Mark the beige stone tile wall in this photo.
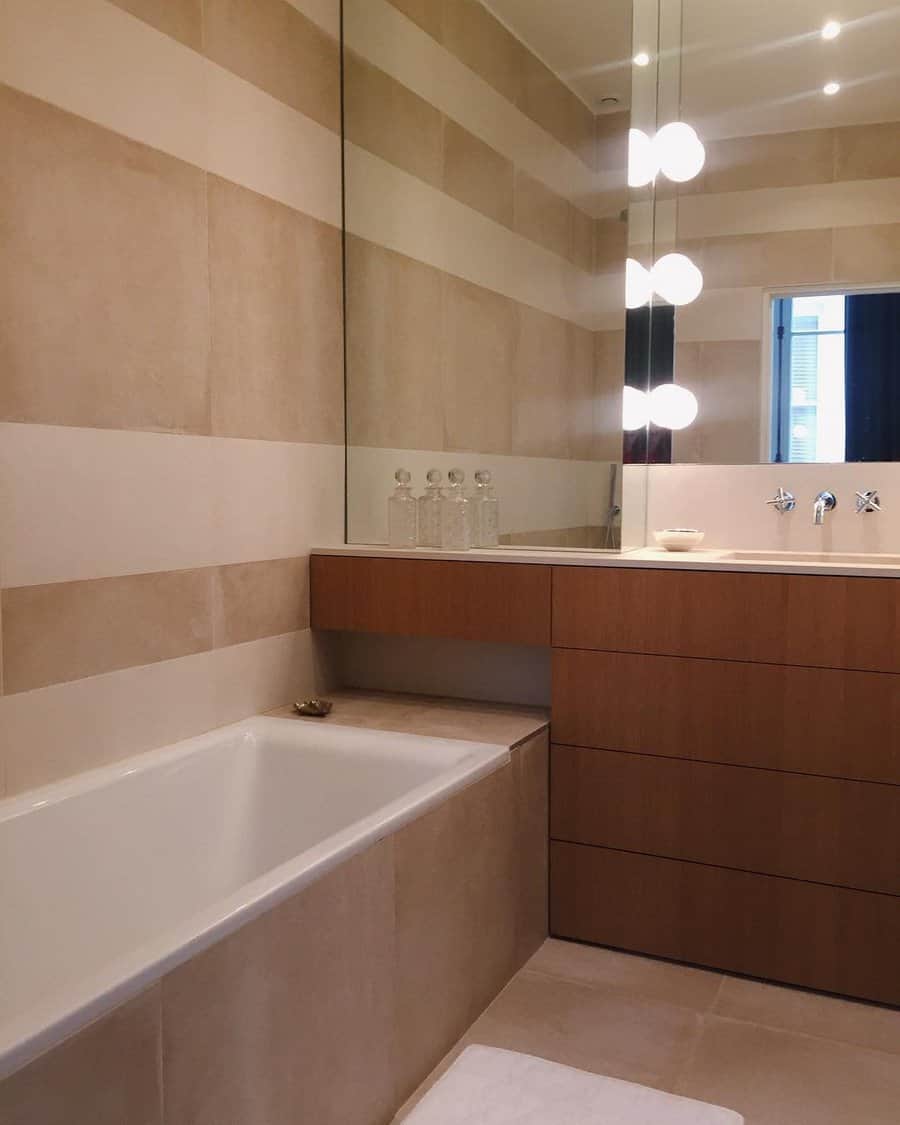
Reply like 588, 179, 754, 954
343, 0, 629, 472
0, 0, 345, 795
0, 733, 549, 1123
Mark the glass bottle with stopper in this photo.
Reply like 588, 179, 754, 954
388, 468, 417, 548
440, 468, 471, 550
417, 468, 444, 547
472, 469, 499, 546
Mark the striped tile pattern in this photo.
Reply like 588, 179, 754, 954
669, 122, 900, 464
0, 0, 345, 796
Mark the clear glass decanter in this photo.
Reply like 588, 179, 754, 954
440, 468, 472, 550
472, 469, 499, 546
417, 468, 444, 547
388, 468, 418, 548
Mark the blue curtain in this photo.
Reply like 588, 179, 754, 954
845, 293, 900, 461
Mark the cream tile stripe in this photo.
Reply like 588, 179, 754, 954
346, 144, 617, 331
0, 425, 345, 588
1, 631, 317, 795
677, 177, 900, 241
0, 0, 609, 330
342, 0, 608, 218
0, 0, 342, 227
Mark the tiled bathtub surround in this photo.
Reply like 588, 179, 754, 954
0, 0, 345, 795
0, 702, 550, 1125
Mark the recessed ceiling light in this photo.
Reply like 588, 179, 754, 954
633, 51, 651, 67
823, 81, 841, 95
822, 20, 842, 40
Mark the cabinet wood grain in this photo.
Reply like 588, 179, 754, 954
310, 555, 551, 646
550, 842, 900, 1006
552, 566, 900, 672
550, 745, 900, 894
552, 648, 900, 785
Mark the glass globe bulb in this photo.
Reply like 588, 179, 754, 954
625, 258, 653, 309
628, 128, 658, 187
651, 253, 704, 306
622, 386, 650, 431
649, 384, 699, 430
655, 122, 706, 183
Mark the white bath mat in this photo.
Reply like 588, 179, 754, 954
403, 1046, 743, 1124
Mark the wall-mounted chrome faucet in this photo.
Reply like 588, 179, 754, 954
855, 490, 881, 514
813, 490, 837, 526
766, 487, 796, 514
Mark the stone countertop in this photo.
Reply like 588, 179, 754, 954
312, 543, 900, 579
268, 690, 548, 749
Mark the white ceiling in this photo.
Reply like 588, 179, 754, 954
483, 0, 634, 111
483, 0, 900, 136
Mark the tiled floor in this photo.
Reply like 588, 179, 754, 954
395, 939, 900, 1124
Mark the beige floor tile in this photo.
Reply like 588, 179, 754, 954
458, 970, 704, 1090
0, 988, 162, 1125
677, 1015, 900, 1125
204, 0, 340, 133
526, 940, 724, 1014
208, 177, 344, 445
714, 975, 900, 1058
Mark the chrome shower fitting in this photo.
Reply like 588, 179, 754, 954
765, 487, 796, 514
855, 490, 881, 514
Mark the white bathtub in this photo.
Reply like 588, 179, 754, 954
0, 717, 509, 1079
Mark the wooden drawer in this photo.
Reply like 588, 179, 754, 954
552, 649, 900, 785
552, 566, 900, 672
550, 842, 900, 1006
310, 555, 551, 646
551, 745, 900, 895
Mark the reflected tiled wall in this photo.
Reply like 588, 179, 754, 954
670, 120, 900, 464
0, 0, 345, 795
343, 0, 629, 543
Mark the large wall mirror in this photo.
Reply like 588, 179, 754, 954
647, 0, 900, 467
341, 0, 650, 548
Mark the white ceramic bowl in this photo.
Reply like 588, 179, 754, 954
653, 528, 705, 552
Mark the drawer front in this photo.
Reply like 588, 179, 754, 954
552, 649, 900, 785
310, 556, 551, 646
552, 566, 900, 673
550, 842, 900, 1006
550, 745, 900, 895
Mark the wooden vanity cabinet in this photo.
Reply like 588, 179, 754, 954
310, 555, 551, 646
310, 555, 900, 1004
550, 565, 900, 1006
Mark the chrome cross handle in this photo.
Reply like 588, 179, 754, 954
856, 490, 881, 514
766, 487, 796, 514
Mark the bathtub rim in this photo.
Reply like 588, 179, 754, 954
0, 715, 511, 1081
